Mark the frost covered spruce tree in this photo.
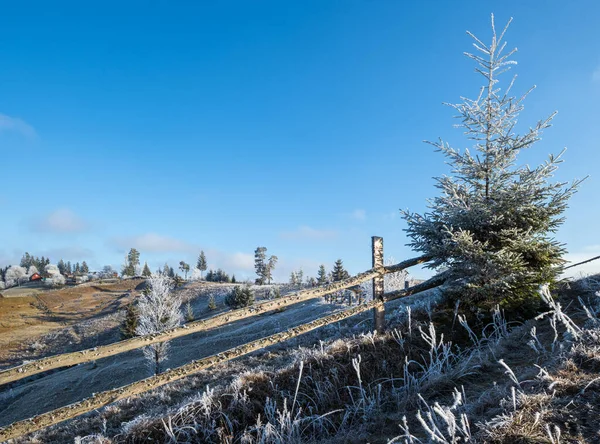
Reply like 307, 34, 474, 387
136, 273, 182, 375
402, 16, 583, 310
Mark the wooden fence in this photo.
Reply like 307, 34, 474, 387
0, 237, 441, 441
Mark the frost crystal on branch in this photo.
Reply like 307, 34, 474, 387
136, 273, 182, 374
401, 15, 583, 309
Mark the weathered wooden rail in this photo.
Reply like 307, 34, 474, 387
0, 237, 440, 441
0, 253, 430, 386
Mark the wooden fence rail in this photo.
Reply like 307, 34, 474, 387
0, 275, 444, 442
0, 237, 440, 441
0, 253, 431, 387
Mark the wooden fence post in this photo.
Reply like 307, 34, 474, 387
372, 236, 385, 332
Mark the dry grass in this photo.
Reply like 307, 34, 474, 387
5, 276, 600, 443
0, 280, 145, 368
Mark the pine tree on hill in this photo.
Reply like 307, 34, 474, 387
401, 16, 583, 310
317, 265, 328, 285
81, 261, 89, 274
196, 251, 207, 279
142, 262, 152, 277
254, 247, 267, 285
121, 302, 139, 339
57, 259, 66, 276
332, 259, 349, 282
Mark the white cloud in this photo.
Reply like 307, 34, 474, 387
207, 250, 255, 272
279, 225, 338, 241
111, 233, 195, 253
350, 209, 366, 221
31, 208, 89, 233
0, 113, 37, 139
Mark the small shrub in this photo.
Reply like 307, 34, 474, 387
225, 285, 255, 308
121, 302, 139, 339
268, 286, 281, 299
185, 301, 194, 322
207, 294, 217, 310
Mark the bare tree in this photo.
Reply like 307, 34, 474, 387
136, 273, 183, 375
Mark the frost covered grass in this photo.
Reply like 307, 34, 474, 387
7, 274, 600, 443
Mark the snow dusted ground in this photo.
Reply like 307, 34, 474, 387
0, 282, 349, 426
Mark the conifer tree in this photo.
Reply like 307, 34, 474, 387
142, 262, 152, 277
121, 302, 139, 339
207, 294, 217, 310
57, 259, 66, 276
185, 301, 194, 322
317, 265, 328, 285
264, 255, 278, 285
225, 285, 255, 308
402, 16, 583, 309
196, 251, 207, 279
254, 247, 267, 285
332, 259, 349, 282
81, 261, 89, 274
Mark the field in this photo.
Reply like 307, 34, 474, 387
0, 276, 599, 443
0, 279, 143, 368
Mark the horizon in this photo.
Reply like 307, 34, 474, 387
1, 1, 599, 281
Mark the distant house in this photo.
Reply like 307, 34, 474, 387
30, 273, 42, 282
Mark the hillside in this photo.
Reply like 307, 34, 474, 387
1, 275, 598, 443
0, 279, 147, 369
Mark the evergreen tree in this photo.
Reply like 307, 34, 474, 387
332, 259, 349, 282
20, 252, 33, 269
185, 301, 194, 322
81, 261, 89, 274
163, 263, 170, 276
74, 262, 81, 274
142, 262, 152, 277
57, 259, 66, 276
122, 248, 140, 277
66, 261, 72, 275
121, 302, 139, 339
254, 247, 267, 285
196, 251, 207, 279
225, 285, 255, 308
264, 255, 278, 285
317, 265, 327, 285
231, 274, 236, 283
168, 267, 175, 278
402, 16, 582, 310
207, 294, 217, 310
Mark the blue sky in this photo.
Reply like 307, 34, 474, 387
1, 0, 599, 280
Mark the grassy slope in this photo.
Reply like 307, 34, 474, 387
3, 277, 600, 443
